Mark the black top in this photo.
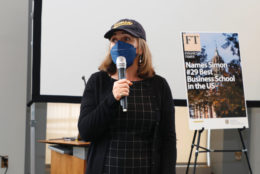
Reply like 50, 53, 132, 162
78, 71, 176, 174
102, 80, 157, 174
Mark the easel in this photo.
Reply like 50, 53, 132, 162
186, 127, 253, 174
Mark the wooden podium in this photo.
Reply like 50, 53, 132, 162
39, 139, 90, 174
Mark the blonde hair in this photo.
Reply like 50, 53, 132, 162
98, 38, 155, 79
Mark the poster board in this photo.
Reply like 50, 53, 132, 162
182, 32, 248, 130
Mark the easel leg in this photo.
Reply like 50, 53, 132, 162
186, 130, 198, 174
193, 128, 204, 174
238, 128, 253, 174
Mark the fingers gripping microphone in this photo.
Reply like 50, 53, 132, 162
116, 56, 128, 112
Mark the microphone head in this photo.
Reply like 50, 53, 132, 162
116, 56, 126, 69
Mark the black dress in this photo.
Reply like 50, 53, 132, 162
78, 71, 176, 174
102, 80, 158, 174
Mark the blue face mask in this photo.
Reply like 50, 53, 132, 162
110, 40, 137, 68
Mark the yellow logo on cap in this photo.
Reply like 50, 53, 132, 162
113, 21, 133, 29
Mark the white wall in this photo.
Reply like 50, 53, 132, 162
249, 108, 260, 173
0, 0, 28, 173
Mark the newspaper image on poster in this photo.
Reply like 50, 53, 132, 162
182, 32, 248, 130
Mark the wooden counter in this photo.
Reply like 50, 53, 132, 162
40, 139, 90, 174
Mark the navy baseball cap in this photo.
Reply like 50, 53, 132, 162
104, 19, 146, 41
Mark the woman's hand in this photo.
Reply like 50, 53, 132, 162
112, 79, 133, 101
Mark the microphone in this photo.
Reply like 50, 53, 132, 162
82, 76, 87, 87
116, 56, 127, 112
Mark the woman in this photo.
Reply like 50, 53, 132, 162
78, 19, 176, 174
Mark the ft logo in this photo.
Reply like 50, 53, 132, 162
182, 33, 201, 51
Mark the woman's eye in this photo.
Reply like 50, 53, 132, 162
111, 38, 118, 43
124, 37, 130, 41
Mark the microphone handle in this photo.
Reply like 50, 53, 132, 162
120, 96, 128, 112
118, 68, 127, 112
